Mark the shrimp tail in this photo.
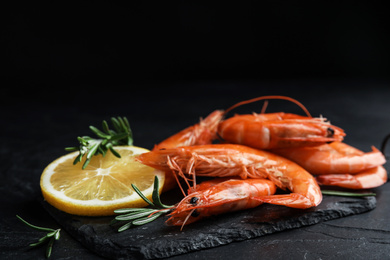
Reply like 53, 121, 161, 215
253, 177, 322, 209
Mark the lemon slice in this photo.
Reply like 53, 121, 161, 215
40, 146, 164, 216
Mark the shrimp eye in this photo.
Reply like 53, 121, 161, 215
191, 209, 200, 217
190, 197, 199, 205
327, 127, 335, 137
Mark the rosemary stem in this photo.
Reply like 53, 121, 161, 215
16, 215, 55, 232
321, 190, 376, 197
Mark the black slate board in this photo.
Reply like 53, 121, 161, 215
41, 191, 376, 260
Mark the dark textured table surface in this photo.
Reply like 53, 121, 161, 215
1, 81, 390, 259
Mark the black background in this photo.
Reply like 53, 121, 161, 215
2, 1, 390, 260
3, 1, 389, 102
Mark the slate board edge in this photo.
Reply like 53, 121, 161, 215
140, 196, 377, 259
41, 196, 376, 260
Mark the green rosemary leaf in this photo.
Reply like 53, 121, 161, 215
123, 118, 133, 146
117, 222, 132, 232
117, 117, 129, 136
82, 158, 91, 170
109, 147, 121, 158
81, 142, 100, 169
65, 147, 78, 152
132, 211, 166, 226
115, 210, 153, 221
123, 117, 131, 130
86, 142, 100, 159
114, 208, 151, 214
46, 238, 55, 258
111, 132, 131, 143
77, 136, 89, 146
90, 126, 110, 139
73, 153, 82, 165
103, 140, 111, 148
38, 236, 49, 242
111, 117, 120, 133
102, 120, 110, 134
131, 184, 155, 207
46, 231, 57, 238
322, 190, 376, 197
54, 230, 60, 240
29, 237, 49, 247
110, 117, 121, 133
115, 208, 155, 216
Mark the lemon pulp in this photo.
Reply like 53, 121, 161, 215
40, 146, 164, 216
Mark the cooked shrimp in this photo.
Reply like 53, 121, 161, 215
153, 110, 224, 191
316, 166, 387, 189
153, 110, 223, 150
218, 96, 345, 149
167, 178, 277, 227
136, 144, 322, 209
272, 142, 386, 175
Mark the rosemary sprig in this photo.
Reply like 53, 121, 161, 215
66, 116, 133, 169
112, 176, 173, 232
321, 190, 376, 197
16, 215, 61, 258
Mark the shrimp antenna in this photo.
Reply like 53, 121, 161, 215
224, 95, 312, 117
261, 100, 269, 114
167, 155, 190, 197
380, 133, 390, 157
172, 170, 187, 197
180, 208, 196, 231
